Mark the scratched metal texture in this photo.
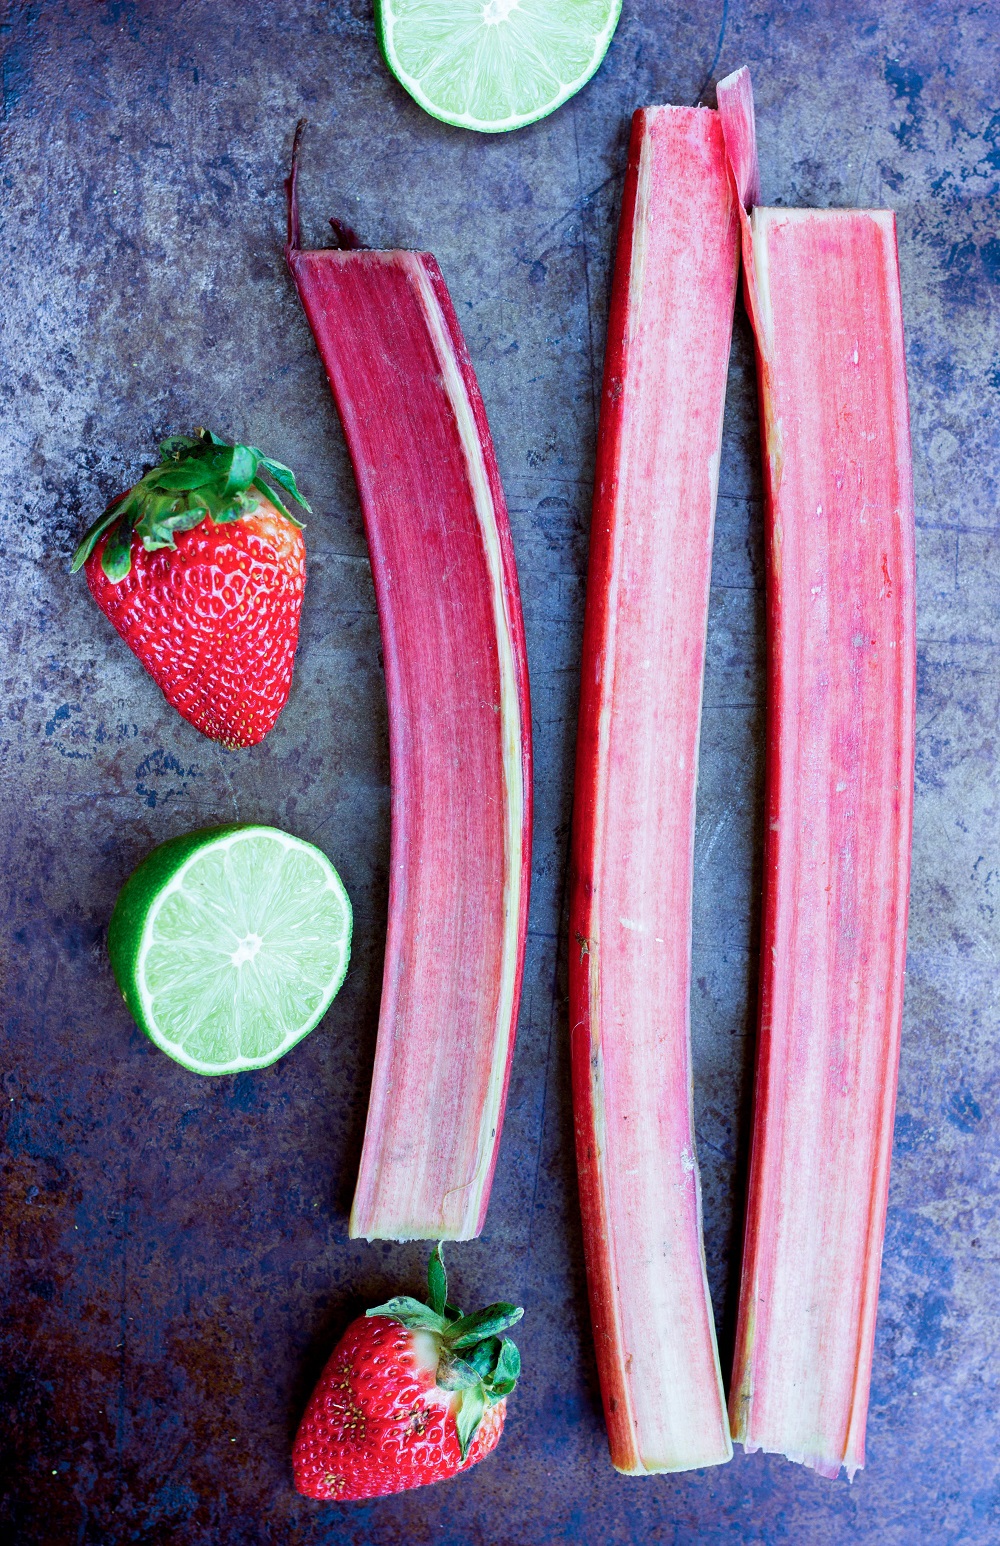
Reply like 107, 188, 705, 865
1, 1, 997, 1541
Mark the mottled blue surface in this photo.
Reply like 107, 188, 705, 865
2, 1, 999, 1541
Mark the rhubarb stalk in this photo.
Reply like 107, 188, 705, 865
718, 69, 916, 1478
286, 128, 531, 1241
569, 103, 739, 1472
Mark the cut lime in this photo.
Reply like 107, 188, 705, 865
108, 825, 352, 1075
376, 0, 622, 134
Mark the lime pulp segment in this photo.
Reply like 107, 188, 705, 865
126, 827, 351, 1074
377, 0, 622, 133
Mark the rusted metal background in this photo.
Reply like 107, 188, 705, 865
2, 1, 998, 1541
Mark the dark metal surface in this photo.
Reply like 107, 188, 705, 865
1, 2, 997, 1541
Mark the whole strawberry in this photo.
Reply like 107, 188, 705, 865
293, 1246, 522, 1502
71, 429, 310, 748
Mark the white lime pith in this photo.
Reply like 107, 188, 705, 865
377, 0, 622, 134
116, 826, 351, 1075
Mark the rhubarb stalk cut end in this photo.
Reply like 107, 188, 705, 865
719, 74, 916, 1481
569, 100, 740, 1474
716, 66, 760, 209
286, 153, 531, 1243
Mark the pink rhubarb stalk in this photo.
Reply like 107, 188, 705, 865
286, 129, 531, 1241
718, 68, 916, 1478
568, 102, 740, 1472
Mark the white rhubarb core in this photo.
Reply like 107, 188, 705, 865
408, 259, 526, 1236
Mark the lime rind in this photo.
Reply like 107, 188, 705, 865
376, 0, 622, 134
110, 825, 352, 1076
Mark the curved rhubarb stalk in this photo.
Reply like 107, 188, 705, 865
286, 130, 531, 1241
569, 104, 739, 1472
718, 69, 916, 1478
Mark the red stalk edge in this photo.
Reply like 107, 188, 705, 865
718, 69, 916, 1477
286, 128, 532, 1241
568, 103, 740, 1472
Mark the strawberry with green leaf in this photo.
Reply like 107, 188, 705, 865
72, 428, 310, 748
293, 1245, 522, 1501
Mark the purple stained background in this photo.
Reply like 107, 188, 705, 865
1, 1, 998, 1541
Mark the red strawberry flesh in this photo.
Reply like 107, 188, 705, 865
293, 1316, 506, 1502
85, 498, 305, 749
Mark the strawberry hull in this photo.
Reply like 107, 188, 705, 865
287, 243, 531, 1241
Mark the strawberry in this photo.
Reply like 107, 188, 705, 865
293, 1245, 522, 1502
71, 429, 310, 748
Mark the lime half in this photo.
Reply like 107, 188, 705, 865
377, 0, 622, 134
108, 825, 352, 1075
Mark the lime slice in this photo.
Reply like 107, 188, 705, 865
376, 0, 622, 134
108, 825, 352, 1075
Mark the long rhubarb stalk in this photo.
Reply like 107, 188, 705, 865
568, 103, 739, 1472
285, 130, 531, 1241
718, 69, 916, 1478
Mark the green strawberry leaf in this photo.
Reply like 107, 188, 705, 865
427, 1243, 448, 1318
437, 1354, 482, 1393
137, 497, 213, 551
102, 518, 136, 580
70, 494, 135, 572
447, 1303, 524, 1349
466, 1334, 520, 1403
223, 442, 259, 495
492, 1337, 521, 1387
481, 1339, 520, 1405
252, 476, 304, 528
455, 1382, 487, 1463
366, 1296, 449, 1335
257, 452, 312, 513
159, 435, 199, 457
207, 489, 259, 525
153, 460, 221, 492
464, 1336, 502, 1380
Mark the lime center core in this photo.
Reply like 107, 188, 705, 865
231, 932, 263, 968
482, 0, 518, 23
